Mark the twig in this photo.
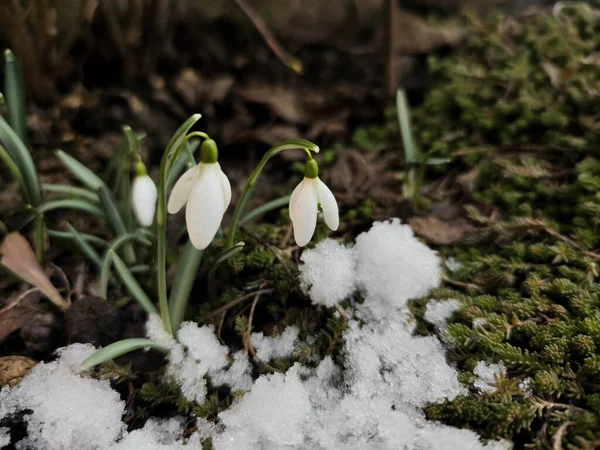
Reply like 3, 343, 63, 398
246, 288, 280, 373
384, 0, 397, 98
442, 275, 482, 293
334, 304, 348, 323
233, 0, 303, 73
204, 288, 274, 320
552, 421, 575, 450
533, 219, 600, 260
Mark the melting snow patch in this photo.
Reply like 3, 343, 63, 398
425, 299, 462, 333
251, 325, 299, 361
299, 238, 356, 306
0, 219, 511, 450
474, 361, 507, 393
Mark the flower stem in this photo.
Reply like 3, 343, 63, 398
225, 139, 319, 249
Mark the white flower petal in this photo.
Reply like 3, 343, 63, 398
289, 179, 318, 247
168, 165, 199, 214
289, 178, 309, 223
217, 163, 232, 208
314, 178, 339, 231
131, 175, 157, 227
185, 165, 225, 250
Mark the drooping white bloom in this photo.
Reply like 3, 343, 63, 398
168, 162, 231, 250
131, 174, 157, 227
289, 169, 338, 247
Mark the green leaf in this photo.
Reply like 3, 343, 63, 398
47, 228, 109, 247
64, 223, 103, 268
169, 241, 203, 333
157, 114, 202, 335
240, 195, 291, 225
80, 338, 168, 371
396, 89, 419, 164
98, 185, 135, 263
4, 49, 28, 147
0, 143, 25, 195
55, 149, 104, 191
167, 139, 200, 193
109, 250, 158, 315
0, 115, 41, 206
99, 232, 151, 298
35, 198, 107, 219
42, 184, 100, 203
208, 242, 245, 302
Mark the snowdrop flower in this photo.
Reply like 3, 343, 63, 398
168, 139, 231, 250
131, 162, 157, 227
289, 159, 339, 247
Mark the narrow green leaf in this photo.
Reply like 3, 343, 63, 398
36, 198, 107, 219
42, 184, 100, 203
99, 232, 151, 298
98, 185, 135, 263
55, 149, 104, 191
47, 228, 109, 247
240, 195, 291, 225
169, 241, 203, 333
0, 115, 40, 205
157, 114, 202, 335
0, 143, 25, 195
4, 49, 28, 147
80, 338, 168, 371
396, 89, 418, 164
122, 125, 139, 154
64, 223, 103, 268
110, 250, 158, 315
208, 242, 244, 302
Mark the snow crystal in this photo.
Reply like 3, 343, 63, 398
214, 365, 312, 450
474, 361, 506, 393
425, 299, 462, 333
0, 344, 126, 450
0, 427, 10, 447
445, 257, 463, 272
251, 325, 299, 361
210, 351, 254, 393
113, 417, 204, 450
355, 219, 442, 309
299, 239, 356, 306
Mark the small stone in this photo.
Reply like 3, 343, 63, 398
0, 356, 37, 387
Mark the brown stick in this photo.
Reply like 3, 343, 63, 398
233, 0, 303, 73
246, 289, 280, 373
384, 0, 397, 98
204, 288, 274, 320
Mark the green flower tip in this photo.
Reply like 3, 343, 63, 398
4, 49, 15, 62
134, 160, 147, 176
200, 139, 219, 164
304, 159, 319, 179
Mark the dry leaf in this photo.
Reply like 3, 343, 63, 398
408, 215, 476, 245
0, 233, 69, 311
0, 289, 44, 343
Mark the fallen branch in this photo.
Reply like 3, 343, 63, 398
233, 0, 303, 74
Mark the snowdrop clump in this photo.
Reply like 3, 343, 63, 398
0, 219, 511, 450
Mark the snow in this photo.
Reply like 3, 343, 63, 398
0, 427, 10, 447
354, 219, 442, 308
299, 239, 356, 306
425, 299, 462, 333
0, 344, 126, 450
473, 361, 506, 393
251, 325, 299, 361
0, 219, 511, 450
